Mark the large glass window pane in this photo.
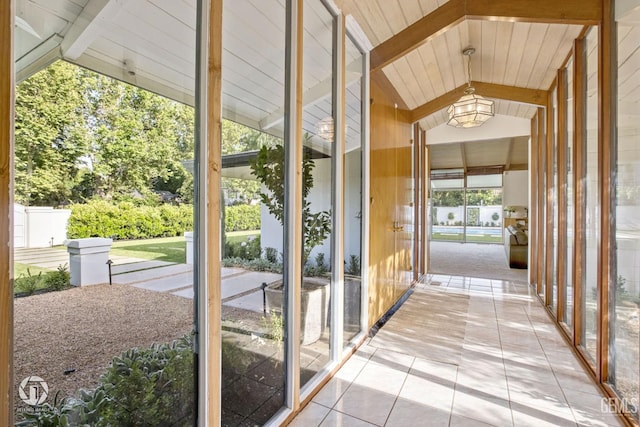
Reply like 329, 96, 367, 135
551, 86, 559, 314
565, 57, 575, 330
582, 27, 599, 361
221, 2, 286, 424
300, 0, 334, 387
612, 1, 640, 417
432, 187, 464, 242
465, 188, 503, 244
14, 2, 197, 424
344, 35, 364, 345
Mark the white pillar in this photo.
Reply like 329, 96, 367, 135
185, 231, 194, 265
66, 238, 113, 286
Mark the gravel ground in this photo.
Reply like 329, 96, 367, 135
14, 284, 193, 412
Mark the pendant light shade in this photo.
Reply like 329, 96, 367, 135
447, 47, 494, 128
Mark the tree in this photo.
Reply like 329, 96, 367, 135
15, 61, 195, 205
14, 61, 89, 206
249, 136, 331, 263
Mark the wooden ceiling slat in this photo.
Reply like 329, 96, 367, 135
480, 21, 497, 83
492, 22, 513, 84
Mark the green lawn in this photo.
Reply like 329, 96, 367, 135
432, 233, 502, 244
15, 263, 53, 277
110, 236, 187, 264
109, 231, 261, 263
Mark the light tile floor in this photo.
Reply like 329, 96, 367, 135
289, 275, 625, 427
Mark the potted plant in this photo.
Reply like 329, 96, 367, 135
250, 135, 332, 344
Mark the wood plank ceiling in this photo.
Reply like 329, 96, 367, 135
344, 0, 585, 131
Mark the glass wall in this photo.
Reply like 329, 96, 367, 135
565, 57, 575, 330
13, 2, 197, 425
299, 0, 335, 387
582, 27, 599, 361
612, 0, 640, 417
431, 172, 465, 243
344, 35, 364, 345
465, 175, 503, 244
431, 171, 502, 244
551, 86, 559, 314
221, 2, 286, 424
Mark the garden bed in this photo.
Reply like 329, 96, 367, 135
13, 284, 193, 413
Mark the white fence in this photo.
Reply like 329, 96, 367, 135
13, 204, 71, 248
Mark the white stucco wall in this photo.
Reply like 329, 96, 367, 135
503, 170, 529, 209
260, 153, 363, 267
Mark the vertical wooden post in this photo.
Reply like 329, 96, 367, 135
0, 0, 14, 424
420, 129, 428, 276
413, 123, 420, 282
598, 0, 616, 383
545, 88, 555, 308
557, 68, 568, 323
529, 114, 538, 286
284, 0, 304, 410
573, 36, 587, 347
202, 0, 223, 424
536, 107, 546, 296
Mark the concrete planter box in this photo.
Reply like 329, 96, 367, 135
265, 277, 329, 345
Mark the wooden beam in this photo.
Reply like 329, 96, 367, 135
370, 0, 466, 73
0, 0, 13, 425
465, 0, 602, 25
370, 0, 601, 74
410, 81, 548, 122
473, 82, 549, 106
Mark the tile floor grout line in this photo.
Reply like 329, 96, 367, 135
381, 356, 414, 427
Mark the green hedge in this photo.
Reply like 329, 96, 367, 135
67, 201, 194, 240
224, 204, 260, 232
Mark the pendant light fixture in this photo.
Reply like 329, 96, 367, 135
447, 47, 495, 128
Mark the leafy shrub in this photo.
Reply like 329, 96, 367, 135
491, 212, 500, 221
224, 204, 260, 232
346, 255, 361, 275
67, 200, 193, 240
225, 236, 261, 260
14, 269, 46, 295
222, 256, 282, 273
44, 264, 70, 291
18, 335, 194, 427
264, 247, 279, 263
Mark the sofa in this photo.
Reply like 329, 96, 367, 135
504, 224, 528, 269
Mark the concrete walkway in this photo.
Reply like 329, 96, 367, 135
16, 246, 283, 314
15, 246, 149, 270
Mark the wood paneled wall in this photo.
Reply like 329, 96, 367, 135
368, 79, 413, 327
1, 0, 13, 423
